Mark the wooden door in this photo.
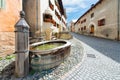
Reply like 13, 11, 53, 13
90, 25, 94, 34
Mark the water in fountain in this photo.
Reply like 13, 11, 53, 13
33, 43, 64, 50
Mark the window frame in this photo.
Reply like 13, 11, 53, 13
98, 18, 105, 26
91, 13, 94, 18
0, 0, 6, 9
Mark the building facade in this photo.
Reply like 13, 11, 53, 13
74, 0, 120, 40
0, 0, 66, 56
0, 0, 22, 56
69, 20, 76, 32
23, 0, 67, 40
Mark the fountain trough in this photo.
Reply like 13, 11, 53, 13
30, 40, 71, 71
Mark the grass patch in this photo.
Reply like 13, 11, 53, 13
0, 57, 2, 61
6, 54, 15, 60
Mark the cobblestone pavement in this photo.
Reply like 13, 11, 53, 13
0, 38, 84, 80
62, 33, 120, 80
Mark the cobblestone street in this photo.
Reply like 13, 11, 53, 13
0, 33, 120, 80
62, 33, 120, 80
1, 0, 120, 80
0, 37, 84, 80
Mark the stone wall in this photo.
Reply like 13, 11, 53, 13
0, 32, 15, 57
55, 32, 73, 40
23, 0, 39, 37
74, 0, 119, 40
0, 0, 22, 57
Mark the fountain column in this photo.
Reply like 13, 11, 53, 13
14, 11, 30, 77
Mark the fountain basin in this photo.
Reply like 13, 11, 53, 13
30, 40, 71, 71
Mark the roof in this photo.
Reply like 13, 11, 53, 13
74, 0, 103, 25
58, 0, 66, 15
58, 0, 64, 14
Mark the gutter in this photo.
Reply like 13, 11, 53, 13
22, 0, 23, 10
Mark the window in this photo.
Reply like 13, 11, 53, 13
54, 0, 58, 6
57, 24, 59, 28
49, 0, 54, 10
43, 14, 52, 22
84, 26, 86, 30
81, 21, 83, 24
81, 19, 86, 24
55, 10, 61, 20
84, 19, 86, 22
43, 14, 56, 25
78, 28, 80, 31
43, 14, 52, 20
98, 18, 105, 26
91, 13, 94, 18
0, 0, 6, 9
81, 27, 83, 31
63, 27, 65, 31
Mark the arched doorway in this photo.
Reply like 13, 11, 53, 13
90, 25, 94, 34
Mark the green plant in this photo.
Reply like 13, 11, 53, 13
30, 70, 36, 75
6, 54, 15, 60
0, 57, 2, 61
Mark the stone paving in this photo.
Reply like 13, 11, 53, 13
62, 33, 120, 80
0, 37, 84, 80
1, 33, 120, 80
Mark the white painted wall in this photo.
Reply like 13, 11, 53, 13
74, 0, 118, 40
38, 0, 67, 32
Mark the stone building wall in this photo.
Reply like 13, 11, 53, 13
23, 0, 40, 37
0, 0, 22, 57
23, 0, 67, 40
75, 0, 119, 40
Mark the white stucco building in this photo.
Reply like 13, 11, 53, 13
69, 20, 76, 32
74, 0, 120, 40
23, 0, 67, 40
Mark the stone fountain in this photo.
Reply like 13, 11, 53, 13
15, 11, 71, 77
30, 40, 71, 71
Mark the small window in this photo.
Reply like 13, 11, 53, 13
81, 27, 83, 31
49, 0, 54, 10
0, 0, 6, 9
57, 24, 59, 28
91, 13, 94, 18
83, 19, 86, 22
81, 21, 83, 24
43, 14, 52, 22
55, 10, 61, 20
54, 0, 58, 6
63, 27, 65, 31
43, 14, 52, 20
98, 18, 105, 26
84, 26, 86, 30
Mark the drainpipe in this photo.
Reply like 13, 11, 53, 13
36, 0, 38, 31
22, 0, 23, 10
117, 0, 120, 40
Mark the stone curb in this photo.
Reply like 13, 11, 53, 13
60, 37, 86, 80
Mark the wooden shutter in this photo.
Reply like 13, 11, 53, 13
0, 0, 2, 8
0, 0, 6, 9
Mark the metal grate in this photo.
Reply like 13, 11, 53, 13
87, 54, 96, 58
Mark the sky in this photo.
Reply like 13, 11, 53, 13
62, 0, 99, 23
